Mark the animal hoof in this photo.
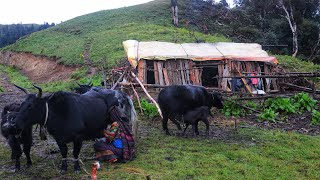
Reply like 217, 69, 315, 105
74, 166, 81, 172
74, 169, 81, 174
59, 169, 67, 174
14, 168, 20, 172
26, 163, 32, 168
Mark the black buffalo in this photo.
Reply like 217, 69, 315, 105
73, 81, 93, 94
183, 106, 210, 136
158, 85, 223, 135
1, 103, 33, 171
73, 84, 137, 137
11, 85, 135, 173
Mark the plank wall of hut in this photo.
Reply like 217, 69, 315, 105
137, 59, 278, 93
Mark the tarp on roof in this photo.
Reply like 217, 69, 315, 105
123, 40, 278, 68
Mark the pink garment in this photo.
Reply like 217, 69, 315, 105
251, 73, 258, 85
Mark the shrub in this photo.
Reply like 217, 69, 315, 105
311, 110, 320, 125
259, 108, 278, 122
291, 92, 317, 112
139, 98, 159, 118
264, 97, 296, 114
222, 100, 244, 117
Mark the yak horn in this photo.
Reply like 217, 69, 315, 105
13, 84, 29, 94
33, 84, 43, 98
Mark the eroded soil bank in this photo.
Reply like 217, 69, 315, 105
0, 51, 77, 83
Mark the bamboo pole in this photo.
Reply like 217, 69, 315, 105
131, 71, 163, 118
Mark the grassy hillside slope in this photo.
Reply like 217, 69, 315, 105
1, 0, 228, 66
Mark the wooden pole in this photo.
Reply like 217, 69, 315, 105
131, 71, 163, 118
281, 83, 320, 94
111, 68, 128, 90
224, 99, 262, 114
313, 79, 316, 99
102, 66, 107, 89
218, 73, 320, 79
130, 83, 144, 114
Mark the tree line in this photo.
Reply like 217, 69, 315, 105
0, 22, 55, 48
183, 0, 320, 63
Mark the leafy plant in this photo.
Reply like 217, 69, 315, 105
0, 86, 4, 92
139, 98, 159, 118
264, 97, 296, 114
259, 108, 279, 122
291, 92, 317, 112
222, 100, 245, 117
245, 101, 258, 114
311, 110, 320, 125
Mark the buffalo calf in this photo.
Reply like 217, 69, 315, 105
183, 106, 210, 136
158, 85, 223, 135
1, 103, 32, 171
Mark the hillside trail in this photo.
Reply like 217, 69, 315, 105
0, 72, 27, 113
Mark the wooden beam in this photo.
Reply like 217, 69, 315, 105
131, 71, 163, 118
281, 83, 320, 94
234, 65, 252, 94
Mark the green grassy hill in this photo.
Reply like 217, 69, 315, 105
1, 0, 228, 66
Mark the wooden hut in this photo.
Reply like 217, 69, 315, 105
123, 40, 279, 93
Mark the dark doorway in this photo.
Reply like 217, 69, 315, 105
201, 66, 218, 87
146, 61, 155, 84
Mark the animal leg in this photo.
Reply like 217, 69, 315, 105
73, 141, 83, 173
57, 141, 68, 174
194, 121, 200, 135
162, 114, 171, 135
172, 115, 182, 131
8, 136, 22, 171
203, 118, 210, 136
192, 124, 197, 136
22, 128, 33, 167
183, 123, 190, 135
23, 142, 32, 167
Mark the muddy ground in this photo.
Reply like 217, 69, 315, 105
1, 70, 320, 175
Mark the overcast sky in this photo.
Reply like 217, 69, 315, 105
1, 0, 234, 25
0, 0, 153, 24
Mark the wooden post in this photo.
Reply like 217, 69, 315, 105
313, 78, 316, 99
154, 61, 159, 85
157, 61, 165, 86
234, 64, 252, 94
131, 71, 163, 118
179, 60, 186, 84
137, 60, 147, 83
163, 68, 170, 85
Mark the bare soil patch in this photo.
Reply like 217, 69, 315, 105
0, 51, 78, 83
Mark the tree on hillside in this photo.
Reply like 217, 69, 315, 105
171, 0, 179, 26
278, 0, 299, 57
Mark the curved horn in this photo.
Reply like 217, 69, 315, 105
76, 82, 82, 86
33, 84, 43, 98
13, 84, 29, 94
